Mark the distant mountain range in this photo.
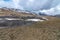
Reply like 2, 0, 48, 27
53, 14, 60, 17
0, 7, 60, 17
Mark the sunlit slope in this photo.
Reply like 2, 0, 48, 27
0, 8, 35, 17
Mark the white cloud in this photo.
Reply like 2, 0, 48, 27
12, 0, 24, 10
12, 0, 20, 7
0, 0, 60, 15
0, 0, 24, 10
0, 0, 56, 10
40, 4, 60, 15
28, 0, 34, 2
0, 0, 13, 8
26, 0, 34, 7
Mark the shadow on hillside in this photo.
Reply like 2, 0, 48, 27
0, 20, 34, 27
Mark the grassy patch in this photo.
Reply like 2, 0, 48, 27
0, 17, 60, 40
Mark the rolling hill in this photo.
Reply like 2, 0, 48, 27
0, 7, 36, 17
0, 16, 59, 40
0, 7, 60, 40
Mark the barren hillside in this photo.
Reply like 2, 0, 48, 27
0, 8, 35, 17
0, 17, 60, 40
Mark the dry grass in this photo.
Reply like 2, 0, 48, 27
0, 9, 35, 17
0, 17, 60, 40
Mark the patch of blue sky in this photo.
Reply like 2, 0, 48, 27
3, 0, 11, 2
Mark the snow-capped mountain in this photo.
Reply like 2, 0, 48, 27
0, 7, 60, 17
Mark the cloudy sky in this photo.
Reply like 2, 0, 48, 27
0, 0, 60, 15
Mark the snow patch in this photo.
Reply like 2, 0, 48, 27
25, 19, 44, 22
